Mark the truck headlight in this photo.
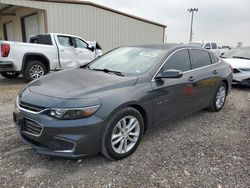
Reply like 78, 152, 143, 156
48, 105, 101, 120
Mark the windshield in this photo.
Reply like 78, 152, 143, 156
89, 47, 167, 76
189, 42, 204, 48
221, 47, 250, 59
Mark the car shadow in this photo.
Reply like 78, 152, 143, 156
0, 76, 27, 86
232, 85, 250, 91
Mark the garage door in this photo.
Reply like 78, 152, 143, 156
22, 14, 40, 42
3, 22, 14, 41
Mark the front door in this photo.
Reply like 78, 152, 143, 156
56, 35, 76, 68
74, 37, 96, 66
151, 49, 194, 126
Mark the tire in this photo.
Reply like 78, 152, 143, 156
101, 107, 144, 160
0, 72, 19, 79
209, 83, 227, 112
24, 60, 46, 82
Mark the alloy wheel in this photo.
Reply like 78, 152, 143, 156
215, 86, 226, 109
30, 64, 45, 80
111, 116, 140, 154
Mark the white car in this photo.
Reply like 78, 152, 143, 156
222, 47, 250, 86
189, 41, 228, 57
0, 33, 102, 81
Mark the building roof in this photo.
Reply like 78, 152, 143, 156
35, 0, 166, 28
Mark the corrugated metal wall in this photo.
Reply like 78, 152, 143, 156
0, 0, 165, 52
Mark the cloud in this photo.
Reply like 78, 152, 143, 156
91, 0, 250, 46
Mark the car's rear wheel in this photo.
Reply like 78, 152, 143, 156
101, 107, 144, 160
24, 61, 46, 82
0, 72, 19, 79
209, 83, 227, 112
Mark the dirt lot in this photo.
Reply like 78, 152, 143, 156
0, 75, 249, 188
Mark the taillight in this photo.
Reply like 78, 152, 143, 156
1, 43, 10, 57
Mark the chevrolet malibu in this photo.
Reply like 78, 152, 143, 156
13, 44, 232, 160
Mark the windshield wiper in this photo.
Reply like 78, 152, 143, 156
232, 56, 250, 60
91, 68, 124, 77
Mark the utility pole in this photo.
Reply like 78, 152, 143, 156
188, 8, 198, 43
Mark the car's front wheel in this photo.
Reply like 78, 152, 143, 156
101, 107, 144, 160
209, 83, 227, 112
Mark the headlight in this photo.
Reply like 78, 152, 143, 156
48, 105, 101, 120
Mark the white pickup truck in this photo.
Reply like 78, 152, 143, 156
189, 41, 229, 57
0, 33, 102, 81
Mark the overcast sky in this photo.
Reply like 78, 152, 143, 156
91, 0, 250, 47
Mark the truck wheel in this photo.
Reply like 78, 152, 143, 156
0, 72, 19, 79
24, 61, 46, 82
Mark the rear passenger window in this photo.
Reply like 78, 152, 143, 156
189, 49, 212, 69
210, 54, 219, 64
58, 36, 73, 47
163, 49, 191, 72
30, 35, 52, 45
211, 43, 217, 49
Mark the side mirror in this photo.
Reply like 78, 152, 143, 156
205, 46, 211, 50
156, 69, 183, 79
88, 44, 95, 52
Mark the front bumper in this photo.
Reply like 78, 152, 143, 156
0, 61, 16, 72
232, 78, 250, 86
232, 73, 250, 86
13, 110, 105, 158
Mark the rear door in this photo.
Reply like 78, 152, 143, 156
74, 37, 96, 66
56, 35, 76, 68
188, 49, 217, 109
151, 49, 193, 126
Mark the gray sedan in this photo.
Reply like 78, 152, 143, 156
13, 44, 233, 160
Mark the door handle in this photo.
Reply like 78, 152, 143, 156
188, 76, 195, 82
213, 70, 218, 74
60, 49, 65, 52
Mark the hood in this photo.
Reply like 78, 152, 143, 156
28, 69, 137, 99
223, 58, 250, 69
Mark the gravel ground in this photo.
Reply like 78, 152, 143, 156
0, 75, 249, 188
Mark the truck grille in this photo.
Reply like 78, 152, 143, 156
19, 101, 46, 112
23, 119, 43, 136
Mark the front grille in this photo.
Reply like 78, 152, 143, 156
19, 101, 46, 112
23, 119, 43, 136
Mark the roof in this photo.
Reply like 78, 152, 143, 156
34, 0, 166, 28
133, 43, 179, 50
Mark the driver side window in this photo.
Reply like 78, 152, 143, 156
75, 38, 88, 49
162, 49, 191, 72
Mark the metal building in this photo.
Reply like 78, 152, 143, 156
0, 0, 166, 52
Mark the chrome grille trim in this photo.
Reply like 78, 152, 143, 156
16, 96, 49, 114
